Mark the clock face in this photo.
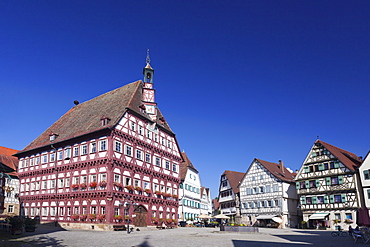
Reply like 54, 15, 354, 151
146, 105, 156, 114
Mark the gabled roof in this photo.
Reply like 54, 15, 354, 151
255, 158, 295, 183
200, 186, 210, 197
221, 170, 245, 194
0, 146, 18, 176
180, 152, 198, 181
315, 140, 362, 171
17, 80, 173, 154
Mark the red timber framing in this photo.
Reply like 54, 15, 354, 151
15, 59, 183, 229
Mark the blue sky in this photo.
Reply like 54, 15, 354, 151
1, 1, 369, 198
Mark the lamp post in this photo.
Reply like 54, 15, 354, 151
126, 201, 131, 234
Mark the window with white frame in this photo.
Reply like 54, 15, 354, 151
100, 173, 107, 182
65, 178, 70, 187
136, 149, 142, 160
147, 131, 152, 139
273, 184, 279, 192
172, 164, 177, 172
42, 154, 48, 164
51, 207, 56, 216
50, 153, 55, 162
114, 174, 120, 183
42, 207, 48, 216
73, 177, 79, 184
100, 140, 107, 151
90, 174, 97, 182
165, 160, 170, 170
115, 141, 122, 153
154, 134, 158, 142
155, 157, 161, 166
58, 150, 63, 160
81, 176, 87, 183
91, 142, 97, 153
64, 147, 71, 159
139, 126, 143, 135
67, 207, 71, 216
125, 145, 132, 156
35, 156, 40, 165
50, 179, 55, 189
58, 179, 64, 188
91, 206, 97, 214
81, 144, 87, 155
73, 146, 79, 156
265, 185, 271, 193
134, 179, 140, 187
131, 122, 136, 131
43, 180, 47, 189
8, 205, 14, 213
145, 153, 151, 163
125, 177, 131, 186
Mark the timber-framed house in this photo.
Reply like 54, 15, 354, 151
15, 55, 183, 230
218, 170, 245, 219
239, 159, 298, 228
294, 140, 362, 230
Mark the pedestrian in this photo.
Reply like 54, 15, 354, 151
349, 225, 353, 236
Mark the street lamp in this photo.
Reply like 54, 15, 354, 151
124, 199, 136, 234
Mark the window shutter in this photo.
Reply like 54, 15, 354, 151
330, 195, 334, 203
296, 182, 300, 190
334, 161, 340, 168
338, 176, 343, 184
277, 199, 281, 207
324, 196, 329, 204
316, 180, 320, 187
304, 166, 309, 173
341, 194, 346, 202
312, 196, 317, 204
305, 181, 309, 188
318, 163, 324, 171
301, 197, 307, 205
326, 177, 331, 186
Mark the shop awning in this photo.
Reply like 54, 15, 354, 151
309, 213, 329, 220
256, 215, 277, 220
272, 217, 283, 223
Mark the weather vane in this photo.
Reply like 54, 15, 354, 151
146, 49, 150, 65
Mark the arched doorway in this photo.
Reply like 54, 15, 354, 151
134, 205, 148, 227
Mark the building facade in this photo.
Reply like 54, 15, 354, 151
199, 187, 212, 216
0, 146, 20, 217
218, 170, 245, 220
294, 140, 362, 230
178, 152, 209, 222
357, 151, 370, 225
15, 57, 182, 229
239, 158, 298, 228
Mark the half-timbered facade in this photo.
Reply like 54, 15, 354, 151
15, 57, 182, 230
218, 170, 245, 219
358, 151, 370, 223
295, 140, 362, 230
0, 146, 20, 217
239, 159, 298, 228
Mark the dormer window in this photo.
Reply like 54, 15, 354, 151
101, 116, 111, 126
49, 132, 58, 142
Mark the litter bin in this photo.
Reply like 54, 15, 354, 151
179, 221, 186, 227
220, 224, 225, 231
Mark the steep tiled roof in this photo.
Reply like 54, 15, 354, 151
180, 152, 198, 181
315, 140, 362, 171
0, 146, 18, 176
18, 80, 173, 154
222, 170, 245, 194
255, 158, 295, 183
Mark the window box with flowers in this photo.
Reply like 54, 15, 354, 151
80, 183, 87, 189
80, 214, 88, 221
71, 184, 79, 190
152, 217, 158, 224
172, 194, 178, 199
163, 193, 172, 198
114, 182, 123, 190
125, 185, 134, 192
114, 215, 123, 222
124, 215, 131, 223
135, 186, 143, 192
155, 191, 162, 197
89, 181, 97, 188
99, 181, 107, 187
144, 188, 152, 195
88, 214, 96, 221
71, 214, 80, 221
333, 219, 341, 225
166, 218, 173, 225
97, 214, 106, 222
344, 219, 353, 224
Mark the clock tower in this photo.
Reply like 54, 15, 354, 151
142, 49, 157, 120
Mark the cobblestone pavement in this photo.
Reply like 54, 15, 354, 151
0, 225, 366, 247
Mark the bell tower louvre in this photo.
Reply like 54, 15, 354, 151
15, 53, 183, 230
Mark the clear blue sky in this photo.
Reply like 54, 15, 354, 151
1, 1, 369, 198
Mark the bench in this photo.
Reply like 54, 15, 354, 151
113, 225, 126, 231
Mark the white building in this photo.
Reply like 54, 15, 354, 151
178, 152, 210, 222
357, 151, 370, 225
239, 158, 298, 228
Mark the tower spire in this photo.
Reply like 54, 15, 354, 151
146, 49, 151, 66
143, 49, 154, 83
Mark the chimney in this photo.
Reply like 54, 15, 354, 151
279, 160, 285, 173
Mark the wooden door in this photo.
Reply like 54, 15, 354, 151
134, 205, 147, 227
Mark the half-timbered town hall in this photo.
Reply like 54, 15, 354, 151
15, 55, 182, 230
